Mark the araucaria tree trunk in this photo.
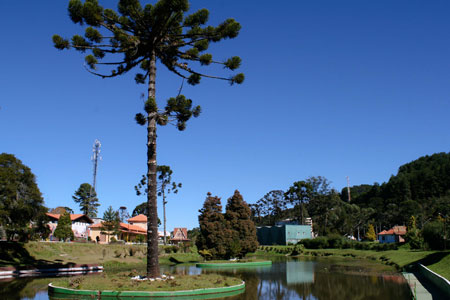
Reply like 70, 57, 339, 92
163, 192, 167, 245
146, 52, 160, 277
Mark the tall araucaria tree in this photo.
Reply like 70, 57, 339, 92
53, 0, 244, 277
72, 183, 100, 218
135, 166, 181, 245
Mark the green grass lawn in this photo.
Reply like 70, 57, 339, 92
0, 242, 201, 269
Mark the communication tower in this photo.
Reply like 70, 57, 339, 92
91, 139, 102, 193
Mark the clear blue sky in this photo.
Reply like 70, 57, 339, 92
1, 1, 450, 231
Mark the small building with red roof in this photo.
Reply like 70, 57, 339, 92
88, 222, 147, 243
127, 214, 147, 230
127, 214, 170, 243
377, 225, 407, 244
170, 228, 190, 245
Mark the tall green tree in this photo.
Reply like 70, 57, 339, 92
252, 190, 287, 226
135, 165, 181, 245
53, 0, 243, 277
53, 212, 75, 241
224, 190, 258, 258
285, 181, 313, 224
307, 191, 341, 236
72, 183, 100, 218
196, 193, 229, 260
0, 153, 48, 241
101, 205, 121, 243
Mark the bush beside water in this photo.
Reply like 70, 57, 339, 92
258, 235, 399, 252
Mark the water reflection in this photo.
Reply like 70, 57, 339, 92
162, 258, 410, 300
1, 257, 410, 300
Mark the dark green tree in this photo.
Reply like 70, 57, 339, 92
0, 153, 48, 241
53, 0, 243, 277
187, 227, 200, 244
422, 219, 445, 250
132, 202, 147, 217
135, 165, 181, 245
224, 190, 258, 258
307, 191, 341, 236
101, 205, 120, 243
131, 202, 161, 225
285, 181, 313, 224
72, 183, 100, 218
253, 190, 287, 226
197, 193, 229, 259
53, 212, 74, 241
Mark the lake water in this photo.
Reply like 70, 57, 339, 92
0, 257, 411, 299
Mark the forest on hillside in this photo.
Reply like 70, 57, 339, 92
250, 152, 450, 239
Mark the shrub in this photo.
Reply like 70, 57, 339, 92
405, 228, 423, 249
198, 249, 212, 261
291, 244, 305, 256
129, 247, 138, 256
135, 235, 145, 243
327, 234, 345, 248
114, 249, 122, 258
423, 220, 445, 250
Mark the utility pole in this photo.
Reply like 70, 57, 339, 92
346, 176, 351, 202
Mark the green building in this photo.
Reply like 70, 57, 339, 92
257, 224, 312, 245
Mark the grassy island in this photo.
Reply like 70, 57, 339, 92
51, 273, 242, 292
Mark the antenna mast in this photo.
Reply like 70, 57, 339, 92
91, 139, 102, 192
346, 176, 351, 202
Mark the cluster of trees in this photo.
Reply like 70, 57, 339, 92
249, 152, 450, 248
250, 176, 372, 239
342, 152, 450, 229
0, 151, 125, 243
0, 153, 49, 241
196, 190, 258, 259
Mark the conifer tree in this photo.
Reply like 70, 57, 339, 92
101, 205, 121, 243
224, 190, 258, 258
54, 212, 75, 241
135, 165, 181, 245
197, 193, 229, 259
53, 0, 243, 277
72, 183, 100, 218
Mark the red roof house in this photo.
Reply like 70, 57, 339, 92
127, 214, 147, 230
170, 228, 189, 244
377, 226, 407, 244
89, 222, 147, 243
